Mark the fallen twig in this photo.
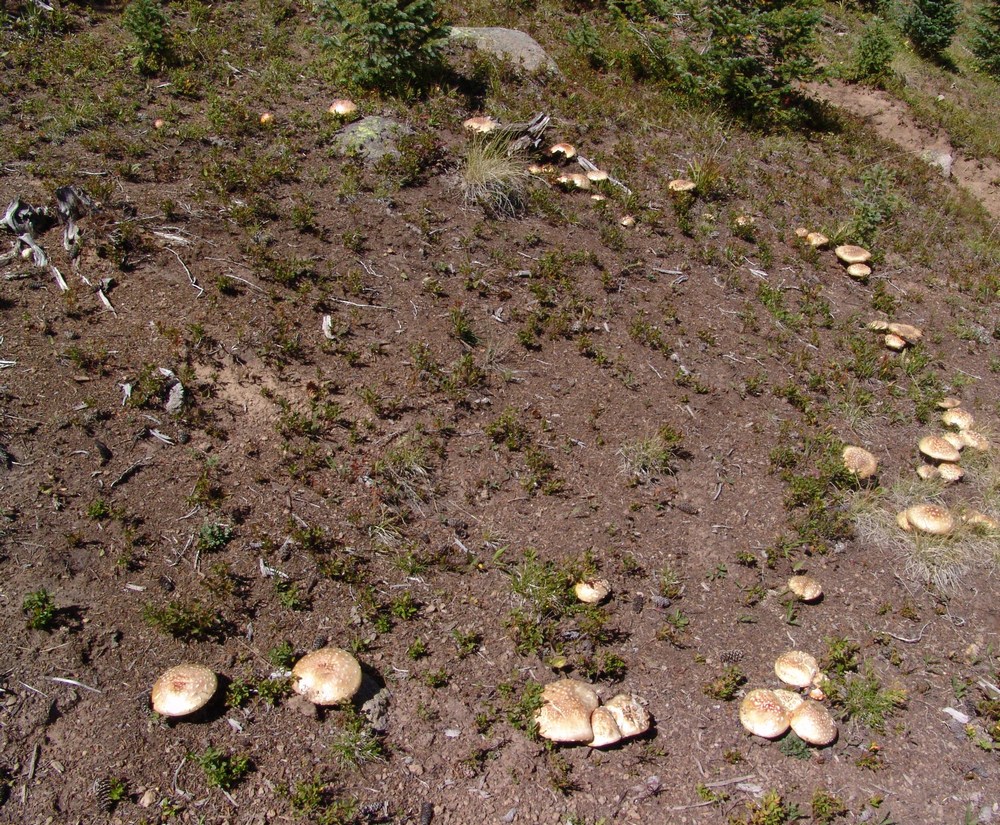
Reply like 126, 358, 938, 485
167, 247, 202, 297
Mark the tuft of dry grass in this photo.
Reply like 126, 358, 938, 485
459, 135, 529, 218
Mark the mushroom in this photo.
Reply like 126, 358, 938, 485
549, 142, 576, 160
259, 112, 274, 126
557, 173, 591, 190
574, 579, 612, 605
794, 227, 810, 239
668, 178, 696, 194
886, 322, 922, 344
937, 397, 962, 410
774, 650, 820, 689
896, 510, 912, 531
620, 215, 636, 227
588, 707, 623, 748
153, 118, 166, 130
904, 503, 954, 536
789, 700, 837, 746
884, 333, 907, 351
962, 509, 1000, 531
867, 319, 890, 332
535, 679, 600, 743
846, 263, 871, 281
328, 99, 358, 117
528, 163, 553, 176
586, 169, 609, 183
941, 408, 974, 431
842, 446, 878, 479
787, 575, 822, 602
937, 462, 965, 483
772, 689, 805, 714
942, 432, 966, 451
916, 464, 940, 481
919, 435, 961, 464
591, 194, 607, 203
291, 647, 362, 706
151, 664, 218, 718
806, 231, 829, 248
463, 116, 499, 134
834, 245, 871, 265
959, 431, 990, 451
739, 689, 791, 738
603, 694, 651, 739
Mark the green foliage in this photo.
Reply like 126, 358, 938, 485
811, 789, 849, 823
827, 666, 907, 732
196, 522, 233, 553
727, 790, 801, 824
619, 425, 685, 483
192, 747, 251, 790
329, 708, 386, 766
904, 0, 959, 59
703, 665, 747, 700
143, 600, 221, 642
849, 18, 895, 85
848, 164, 901, 247
822, 636, 861, 675
972, 0, 1000, 76
23, 589, 57, 631
268, 641, 296, 669
779, 731, 812, 759
122, 0, 173, 73
314, 0, 449, 95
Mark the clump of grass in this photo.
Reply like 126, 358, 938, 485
329, 708, 386, 767
827, 665, 907, 733
460, 136, 529, 218
192, 747, 251, 790
618, 425, 685, 484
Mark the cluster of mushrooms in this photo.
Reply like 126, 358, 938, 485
150, 647, 363, 718
534, 679, 651, 747
739, 651, 836, 746
794, 228, 873, 281
867, 318, 923, 353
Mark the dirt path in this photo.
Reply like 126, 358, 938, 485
812, 79, 1000, 222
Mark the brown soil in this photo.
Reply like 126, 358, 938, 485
2, 9, 999, 825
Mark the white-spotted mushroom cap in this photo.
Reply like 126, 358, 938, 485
919, 435, 961, 464
574, 579, 611, 604
151, 664, 218, 717
842, 446, 878, 479
960, 431, 990, 451
904, 503, 954, 536
887, 322, 922, 344
896, 510, 912, 531
536, 679, 600, 743
588, 707, 623, 748
463, 116, 499, 134
806, 231, 829, 248
668, 178, 697, 193
789, 700, 837, 746
774, 650, 820, 688
739, 689, 791, 738
603, 694, 651, 739
549, 142, 576, 159
941, 408, 974, 431
962, 509, 1000, 531
292, 647, 362, 706
867, 319, 890, 331
795, 227, 810, 239
916, 464, 940, 481
557, 173, 591, 190
586, 169, 609, 182
884, 333, 907, 351
943, 432, 966, 451
846, 263, 871, 280
938, 396, 962, 410
787, 575, 822, 602
835, 244, 871, 265
328, 99, 358, 116
938, 463, 965, 483
773, 689, 806, 714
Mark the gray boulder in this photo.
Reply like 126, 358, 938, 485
331, 116, 413, 164
449, 26, 560, 77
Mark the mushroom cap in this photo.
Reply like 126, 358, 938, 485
259, 112, 274, 125
884, 333, 907, 351
536, 679, 600, 743
588, 707, 623, 748
735, 214, 755, 227
291, 647, 362, 706
586, 169, 609, 182
774, 650, 820, 688
846, 263, 871, 280
941, 408, 974, 431
943, 432, 966, 451
886, 322, 922, 343
916, 464, 940, 481
842, 446, 878, 479
574, 579, 611, 604
328, 99, 358, 116
773, 689, 806, 714
603, 693, 651, 739
787, 574, 822, 602
463, 116, 499, 134
938, 396, 963, 410
904, 503, 954, 536
835, 244, 871, 265
739, 689, 791, 738
962, 509, 1000, 531
557, 173, 591, 190
620, 215, 636, 227
867, 319, 890, 331
789, 700, 837, 746
794, 227, 810, 238
806, 231, 828, 248
549, 142, 576, 159
668, 178, 697, 193
960, 431, 990, 451
528, 163, 553, 176
151, 664, 217, 717
896, 510, 912, 531
937, 462, 965, 483
919, 435, 961, 463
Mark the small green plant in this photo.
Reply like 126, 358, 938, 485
143, 600, 221, 642
703, 666, 747, 701
256, 677, 292, 706
850, 18, 895, 85
275, 579, 311, 611
811, 789, 849, 823
827, 666, 907, 732
501, 678, 545, 735
329, 708, 386, 766
905, 0, 959, 59
268, 641, 296, 669
779, 731, 812, 760
122, 0, 174, 73
390, 591, 419, 620
452, 629, 481, 658
226, 679, 254, 708
581, 652, 628, 682
23, 589, 57, 630
87, 498, 113, 521
192, 747, 251, 790
728, 789, 801, 824
196, 522, 232, 553
823, 637, 861, 675
407, 637, 429, 659
423, 667, 449, 688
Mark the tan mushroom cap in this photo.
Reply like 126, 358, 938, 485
794, 227, 810, 239
919, 435, 961, 463
884, 333, 907, 351
620, 215, 636, 227
668, 178, 697, 193
739, 689, 791, 738
292, 647, 362, 706
943, 432, 966, 451
835, 244, 872, 265
151, 663, 218, 717
574, 579, 612, 604
896, 510, 912, 531
867, 319, 890, 331
962, 509, 1000, 531
916, 464, 940, 481
846, 263, 871, 280
790, 700, 837, 746
588, 707, 623, 748
960, 431, 990, 451
787, 574, 822, 602
806, 231, 829, 248
904, 503, 954, 536
938, 396, 963, 410
604, 693, 651, 739
774, 650, 820, 688
549, 142, 576, 159
843, 445, 878, 479
536, 679, 600, 743
937, 462, 965, 483
463, 115, 499, 134
941, 408, 974, 431
528, 163, 554, 176
591, 194, 607, 202
773, 689, 806, 714
328, 99, 358, 116
586, 169, 609, 182
557, 173, 591, 190
887, 322, 922, 344
735, 214, 755, 228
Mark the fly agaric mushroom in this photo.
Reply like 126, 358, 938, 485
897, 510, 913, 531
603, 694, 651, 739
919, 435, 961, 464
960, 431, 990, 451
835, 245, 871, 265
774, 651, 820, 689
739, 689, 791, 738
620, 215, 636, 227
773, 689, 805, 714
904, 503, 954, 536
937, 463, 965, 483
962, 509, 1000, 530
151, 664, 218, 718
557, 173, 590, 190
291, 647, 362, 706
463, 116, 499, 134
886, 322, 922, 344
884, 333, 907, 351
787, 575, 822, 602
259, 112, 274, 126
867, 319, 890, 331
842, 446, 878, 479
943, 432, 966, 451
549, 142, 576, 160
574, 579, 611, 604
789, 700, 837, 746
536, 679, 600, 743
588, 707, 623, 748
916, 465, 940, 481
806, 231, 829, 248
938, 397, 962, 410
794, 227, 810, 239
586, 169, 609, 183
668, 178, 696, 194
328, 99, 358, 117
941, 408, 974, 431
846, 263, 871, 280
